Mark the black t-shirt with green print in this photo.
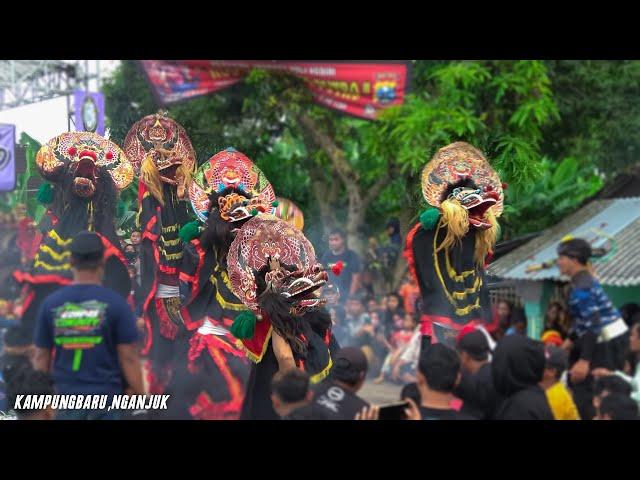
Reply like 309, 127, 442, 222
34, 284, 139, 396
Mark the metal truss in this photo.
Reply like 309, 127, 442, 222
0, 60, 99, 111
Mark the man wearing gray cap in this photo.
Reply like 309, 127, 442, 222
33, 231, 144, 420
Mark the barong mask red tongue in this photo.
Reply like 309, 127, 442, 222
449, 185, 500, 229
71, 152, 99, 198
227, 216, 328, 317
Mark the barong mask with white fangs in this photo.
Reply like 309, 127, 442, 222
447, 185, 501, 229
228, 216, 328, 317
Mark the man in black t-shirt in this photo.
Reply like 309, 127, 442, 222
320, 229, 362, 305
304, 346, 370, 420
411, 343, 476, 420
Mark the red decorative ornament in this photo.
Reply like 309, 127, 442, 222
331, 260, 344, 276
106, 151, 114, 160
501, 182, 508, 190
68, 146, 77, 156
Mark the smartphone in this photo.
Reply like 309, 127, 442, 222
378, 401, 409, 420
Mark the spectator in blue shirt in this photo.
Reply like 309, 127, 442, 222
556, 237, 629, 420
33, 231, 145, 420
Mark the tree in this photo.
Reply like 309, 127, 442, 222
361, 61, 560, 282
106, 60, 638, 290
543, 60, 640, 176
501, 157, 603, 238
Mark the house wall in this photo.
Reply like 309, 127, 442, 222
602, 286, 640, 309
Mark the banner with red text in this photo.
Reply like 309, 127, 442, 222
139, 60, 411, 120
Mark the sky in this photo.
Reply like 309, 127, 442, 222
0, 60, 120, 144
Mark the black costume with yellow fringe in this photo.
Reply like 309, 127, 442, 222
137, 181, 194, 392
404, 142, 503, 347
13, 132, 133, 335
159, 147, 276, 419
124, 112, 197, 394
227, 215, 338, 420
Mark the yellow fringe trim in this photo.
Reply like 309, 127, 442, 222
161, 252, 183, 261
433, 221, 482, 316
162, 224, 178, 233
34, 258, 71, 271
445, 251, 475, 281
450, 276, 482, 300
309, 356, 333, 384
39, 244, 70, 262
161, 237, 181, 247
213, 265, 235, 292
453, 298, 481, 316
210, 275, 245, 311
48, 230, 72, 247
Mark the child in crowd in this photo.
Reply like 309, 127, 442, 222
374, 313, 418, 384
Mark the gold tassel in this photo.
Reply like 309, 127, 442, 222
141, 154, 164, 206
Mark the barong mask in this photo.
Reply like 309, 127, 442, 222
36, 132, 133, 198
228, 216, 328, 317
422, 142, 503, 230
124, 111, 196, 202
189, 148, 276, 224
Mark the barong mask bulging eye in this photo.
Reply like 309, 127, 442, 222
188, 148, 276, 224
228, 216, 328, 317
36, 132, 134, 198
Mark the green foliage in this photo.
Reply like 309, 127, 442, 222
501, 157, 604, 238
103, 60, 639, 246
372, 61, 559, 187
543, 60, 640, 175
0, 133, 44, 222
115, 177, 139, 233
